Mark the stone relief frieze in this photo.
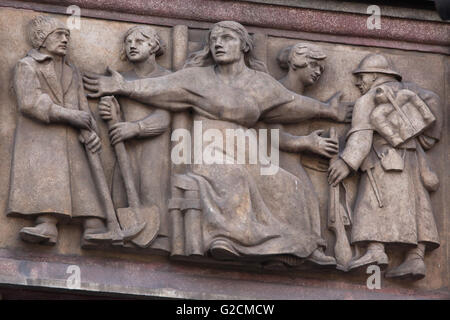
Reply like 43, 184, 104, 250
6, 15, 443, 280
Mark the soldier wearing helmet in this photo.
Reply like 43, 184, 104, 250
328, 53, 442, 279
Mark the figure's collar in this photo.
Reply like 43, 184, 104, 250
372, 77, 399, 89
27, 48, 70, 65
27, 49, 53, 62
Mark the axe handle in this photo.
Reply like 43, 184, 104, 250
81, 130, 121, 232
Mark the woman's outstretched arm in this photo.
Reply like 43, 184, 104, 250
262, 91, 352, 124
84, 67, 199, 112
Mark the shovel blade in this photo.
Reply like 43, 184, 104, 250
116, 207, 145, 241
131, 205, 160, 248
116, 205, 160, 248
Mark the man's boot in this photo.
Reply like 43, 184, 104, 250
385, 244, 426, 280
348, 242, 388, 270
20, 215, 58, 245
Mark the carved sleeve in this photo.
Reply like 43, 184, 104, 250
136, 109, 171, 138
262, 94, 329, 123
13, 60, 66, 123
340, 93, 375, 171
254, 122, 302, 152
124, 67, 260, 126
126, 68, 199, 112
259, 77, 328, 123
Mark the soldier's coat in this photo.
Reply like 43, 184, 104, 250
341, 79, 441, 249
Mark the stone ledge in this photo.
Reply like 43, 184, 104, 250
0, 249, 448, 299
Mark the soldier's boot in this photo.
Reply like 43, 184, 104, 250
348, 242, 388, 270
385, 244, 426, 280
20, 215, 58, 245
306, 248, 337, 266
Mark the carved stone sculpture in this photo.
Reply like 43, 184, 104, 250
7, 15, 109, 246
258, 43, 344, 267
277, 43, 326, 96
277, 43, 345, 172
276, 43, 354, 270
98, 26, 172, 251
328, 53, 442, 279
83, 21, 352, 267
1, 10, 444, 285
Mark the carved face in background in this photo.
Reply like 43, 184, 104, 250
209, 26, 246, 65
291, 47, 324, 86
291, 55, 325, 86
278, 43, 326, 87
355, 72, 377, 95
42, 28, 70, 56
125, 30, 158, 63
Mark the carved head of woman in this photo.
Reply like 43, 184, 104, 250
277, 43, 326, 86
120, 26, 165, 63
184, 21, 267, 72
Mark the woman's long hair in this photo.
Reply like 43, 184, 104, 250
183, 21, 267, 73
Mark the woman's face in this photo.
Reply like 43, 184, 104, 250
209, 26, 244, 65
125, 31, 156, 63
301, 59, 325, 86
289, 47, 324, 86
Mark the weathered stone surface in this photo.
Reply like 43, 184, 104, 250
0, 1, 448, 299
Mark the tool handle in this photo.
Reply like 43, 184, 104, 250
113, 142, 140, 208
101, 96, 141, 209
81, 130, 121, 230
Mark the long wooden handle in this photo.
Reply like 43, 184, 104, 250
113, 142, 140, 208
81, 129, 121, 231
103, 97, 141, 209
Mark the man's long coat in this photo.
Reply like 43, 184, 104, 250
7, 49, 105, 221
341, 79, 441, 249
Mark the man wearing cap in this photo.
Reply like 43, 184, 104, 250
7, 15, 108, 245
328, 53, 442, 279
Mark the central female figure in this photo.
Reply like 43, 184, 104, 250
85, 21, 350, 267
